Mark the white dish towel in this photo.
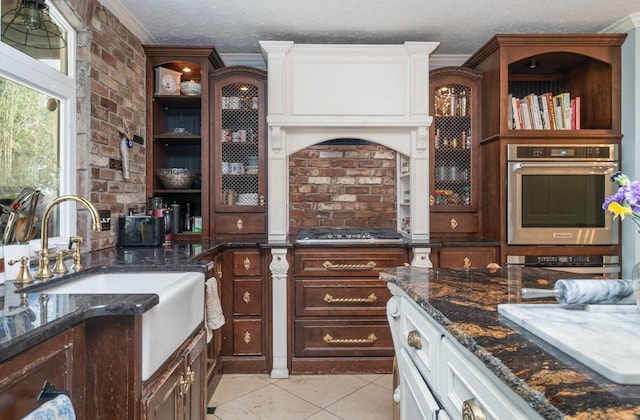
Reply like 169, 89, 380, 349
205, 277, 225, 343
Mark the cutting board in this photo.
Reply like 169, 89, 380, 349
498, 304, 640, 384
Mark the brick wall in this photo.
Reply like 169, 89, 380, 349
64, 0, 147, 250
289, 144, 397, 232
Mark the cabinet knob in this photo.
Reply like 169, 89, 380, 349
450, 217, 458, 230
463, 257, 471, 268
236, 218, 244, 230
243, 257, 251, 270
243, 331, 251, 344
462, 398, 487, 420
259, 195, 265, 206
407, 330, 422, 349
243, 291, 251, 303
429, 194, 435, 206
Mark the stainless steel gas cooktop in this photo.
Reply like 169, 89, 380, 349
295, 228, 404, 245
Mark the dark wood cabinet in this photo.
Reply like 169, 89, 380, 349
0, 327, 84, 419
292, 247, 408, 373
434, 246, 498, 268
219, 248, 270, 373
142, 329, 206, 420
211, 67, 267, 239
463, 34, 625, 265
144, 46, 224, 240
429, 67, 482, 240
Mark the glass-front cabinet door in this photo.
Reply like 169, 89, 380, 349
429, 67, 481, 240
212, 67, 267, 238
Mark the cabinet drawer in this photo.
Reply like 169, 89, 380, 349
295, 279, 391, 316
294, 320, 394, 357
233, 319, 262, 355
232, 250, 262, 276
430, 213, 479, 234
397, 296, 443, 388
439, 337, 541, 420
438, 247, 497, 268
233, 279, 262, 315
215, 214, 265, 235
294, 248, 408, 277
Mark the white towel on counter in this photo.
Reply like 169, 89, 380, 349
22, 395, 76, 420
205, 277, 225, 343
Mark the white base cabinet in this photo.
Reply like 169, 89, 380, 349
387, 283, 542, 420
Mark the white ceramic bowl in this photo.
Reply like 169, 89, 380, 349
237, 193, 259, 205
180, 81, 202, 96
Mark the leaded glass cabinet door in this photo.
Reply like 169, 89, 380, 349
212, 67, 267, 237
429, 67, 482, 240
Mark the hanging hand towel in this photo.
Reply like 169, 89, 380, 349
205, 277, 225, 343
22, 395, 76, 420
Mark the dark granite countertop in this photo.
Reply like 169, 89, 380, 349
381, 266, 640, 419
0, 240, 260, 364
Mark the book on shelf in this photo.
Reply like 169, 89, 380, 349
509, 91, 580, 130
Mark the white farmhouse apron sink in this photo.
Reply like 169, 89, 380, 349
43, 271, 205, 381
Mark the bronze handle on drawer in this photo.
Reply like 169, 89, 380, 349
323, 293, 378, 304
244, 257, 251, 270
463, 257, 471, 268
259, 195, 265, 206
243, 291, 251, 303
236, 218, 244, 230
322, 261, 376, 270
462, 398, 487, 420
323, 333, 377, 344
450, 217, 458, 230
407, 330, 422, 349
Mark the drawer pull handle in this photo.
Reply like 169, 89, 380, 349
322, 261, 376, 270
323, 333, 377, 344
236, 218, 244, 230
323, 293, 378, 304
407, 330, 422, 349
450, 217, 458, 230
243, 291, 251, 303
244, 257, 251, 270
243, 331, 251, 344
259, 195, 265, 206
463, 257, 471, 268
462, 398, 487, 420
429, 194, 435, 206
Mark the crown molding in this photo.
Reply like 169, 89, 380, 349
602, 12, 640, 34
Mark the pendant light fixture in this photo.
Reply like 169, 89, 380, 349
1, 0, 67, 50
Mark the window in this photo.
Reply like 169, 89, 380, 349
0, 0, 75, 249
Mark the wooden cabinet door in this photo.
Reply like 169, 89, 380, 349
142, 360, 184, 420
0, 328, 82, 419
437, 247, 498, 268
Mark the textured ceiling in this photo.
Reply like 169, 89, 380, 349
111, 0, 638, 56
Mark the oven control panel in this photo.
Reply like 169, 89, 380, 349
507, 144, 618, 161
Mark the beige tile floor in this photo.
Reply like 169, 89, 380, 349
208, 374, 394, 420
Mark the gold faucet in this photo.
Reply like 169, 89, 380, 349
35, 195, 102, 279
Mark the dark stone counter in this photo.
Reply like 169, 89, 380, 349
0, 241, 256, 364
381, 266, 640, 419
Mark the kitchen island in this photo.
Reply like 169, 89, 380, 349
382, 266, 640, 419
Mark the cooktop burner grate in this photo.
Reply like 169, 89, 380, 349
295, 228, 404, 245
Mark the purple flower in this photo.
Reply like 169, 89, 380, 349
625, 180, 640, 213
602, 189, 625, 210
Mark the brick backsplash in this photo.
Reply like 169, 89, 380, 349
289, 144, 397, 231
63, 0, 147, 250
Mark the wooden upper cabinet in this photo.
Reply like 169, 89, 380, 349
463, 34, 626, 140
143, 45, 224, 240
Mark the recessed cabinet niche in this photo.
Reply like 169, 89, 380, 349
144, 45, 224, 239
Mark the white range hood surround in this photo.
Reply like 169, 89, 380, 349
260, 41, 439, 242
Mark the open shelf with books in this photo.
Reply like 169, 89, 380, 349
463, 34, 626, 138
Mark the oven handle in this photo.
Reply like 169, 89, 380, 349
511, 162, 618, 171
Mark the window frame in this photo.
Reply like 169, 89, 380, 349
0, 2, 77, 251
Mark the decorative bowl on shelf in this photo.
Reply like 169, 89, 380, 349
156, 168, 196, 189
180, 81, 202, 96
